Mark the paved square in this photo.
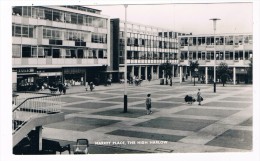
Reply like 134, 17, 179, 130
107, 129, 185, 142
203, 102, 252, 108
159, 97, 187, 103
60, 96, 90, 103
221, 97, 252, 102
174, 108, 239, 117
134, 117, 217, 132
79, 93, 115, 98
64, 102, 118, 109
91, 108, 147, 118
101, 97, 144, 103
131, 102, 181, 109
206, 129, 252, 150
45, 117, 120, 131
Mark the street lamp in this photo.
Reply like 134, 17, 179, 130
124, 4, 128, 113
210, 18, 221, 93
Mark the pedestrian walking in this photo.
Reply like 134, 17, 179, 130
197, 88, 202, 105
89, 82, 95, 91
63, 84, 67, 95
145, 94, 152, 115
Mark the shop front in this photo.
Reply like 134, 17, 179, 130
15, 68, 38, 91
63, 67, 85, 86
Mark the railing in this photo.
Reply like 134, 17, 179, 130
12, 93, 61, 133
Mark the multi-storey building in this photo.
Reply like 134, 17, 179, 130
12, 6, 110, 91
178, 33, 253, 84
110, 18, 189, 82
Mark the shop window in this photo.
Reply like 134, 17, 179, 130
12, 45, 21, 58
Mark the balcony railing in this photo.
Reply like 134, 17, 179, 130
12, 93, 61, 134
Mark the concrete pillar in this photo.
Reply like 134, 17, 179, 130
33, 126, 43, 151
179, 66, 183, 83
145, 66, 148, 80
151, 66, 154, 80
205, 66, 208, 84
138, 66, 141, 79
233, 67, 236, 85
157, 66, 159, 79
132, 66, 134, 77
162, 70, 165, 79
172, 65, 175, 78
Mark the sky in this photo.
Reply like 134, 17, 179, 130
92, 2, 253, 35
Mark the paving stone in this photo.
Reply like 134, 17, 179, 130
206, 129, 252, 150
101, 97, 143, 103
131, 102, 181, 109
60, 96, 90, 103
221, 97, 252, 102
107, 129, 185, 142
64, 102, 117, 109
45, 117, 120, 132
135, 117, 217, 132
91, 108, 147, 118
175, 108, 239, 117
203, 102, 252, 108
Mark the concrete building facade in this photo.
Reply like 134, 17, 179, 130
12, 6, 110, 91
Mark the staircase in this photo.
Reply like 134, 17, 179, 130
12, 92, 65, 148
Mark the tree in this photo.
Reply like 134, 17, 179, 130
216, 62, 231, 86
189, 60, 199, 85
159, 59, 173, 85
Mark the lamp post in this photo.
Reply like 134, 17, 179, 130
210, 18, 220, 93
124, 4, 128, 113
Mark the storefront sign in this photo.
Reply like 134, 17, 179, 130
17, 68, 35, 73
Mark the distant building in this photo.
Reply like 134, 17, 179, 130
110, 18, 189, 82
12, 5, 110, 91
178, 33, 253, 84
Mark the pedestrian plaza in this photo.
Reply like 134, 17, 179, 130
42, 80, 252, 154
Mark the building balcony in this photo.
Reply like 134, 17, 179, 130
12, 58, 108, 67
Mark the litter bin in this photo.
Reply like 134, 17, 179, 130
160, 78, 164, 85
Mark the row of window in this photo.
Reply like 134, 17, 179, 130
12, 45, 107, 59
12, 6, 107, 28
180, 50, 252, 60
180, 35, 253, 46
122, 37, 178, 49
13, 25, 107, 44
123, 51, 178, 60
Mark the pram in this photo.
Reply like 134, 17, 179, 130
184, 95, 196, 104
